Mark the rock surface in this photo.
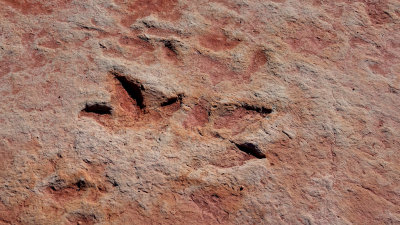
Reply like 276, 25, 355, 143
0, 0, 400, 224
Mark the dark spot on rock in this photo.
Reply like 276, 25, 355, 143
389, 85, 399, 94
50, 185, 57, 191
211, 193, 219, 199
112, 181, 119, 187
161, 94, 183, 106
282, 130, 293, 139
75, 179, 87, 190
112, 72, 145, 109
233, 142, 266, 159
138, 35, 150, 42
142, 21, 155, 28
242, 104, 272, 115
83, 159, 92, 164
161, 39, 178, 54
82, 103, 112, 115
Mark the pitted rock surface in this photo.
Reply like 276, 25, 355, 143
0, 0, 399, 224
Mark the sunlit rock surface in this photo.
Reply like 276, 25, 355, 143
0, 0, 399, 224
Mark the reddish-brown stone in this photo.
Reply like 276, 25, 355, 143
0, 0, 399, 224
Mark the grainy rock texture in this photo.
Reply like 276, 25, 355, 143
1, 0, 400, 224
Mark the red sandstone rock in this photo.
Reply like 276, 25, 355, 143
0, 0, 399, 224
